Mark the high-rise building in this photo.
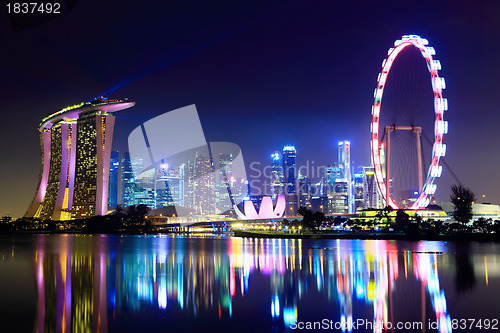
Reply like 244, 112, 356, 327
282, 145, 297, 216
120, 152, 135, 207
25, 98, 135, 220
270, 151, 284, 200
363, 166, 383, 209
323, 164, 341, 196
108, 151, 119, 209
338, 141, 354, 213
216, 153, 234, 213
332, 180, 348, 214
297, 172, 311, 208
193, 153, 215, 215
354, 171, 364, 211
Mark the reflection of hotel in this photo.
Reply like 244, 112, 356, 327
25, 98, 134, 220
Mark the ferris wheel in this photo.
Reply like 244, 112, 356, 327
370, 35, 448, 209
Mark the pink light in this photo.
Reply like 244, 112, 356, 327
235, 194, 286, 219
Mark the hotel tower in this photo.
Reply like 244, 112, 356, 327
25, 98, 135, 220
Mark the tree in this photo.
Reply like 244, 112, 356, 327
298, 206, 316, 231
312, 211, 326, 228
395, 209, 410, 225
124, 204, 150, 225
450, 184, 476, 224
297, 206, 324, 231
395, 209, 410, 232
112, 204, 127, 217
375, 206, 393, 224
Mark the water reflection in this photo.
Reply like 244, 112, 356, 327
29, 235, 499, 332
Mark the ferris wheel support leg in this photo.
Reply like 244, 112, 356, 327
415, 129, 423, 194
386, 129, 391, 207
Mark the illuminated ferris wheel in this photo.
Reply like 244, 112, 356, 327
370, 35, 448, 209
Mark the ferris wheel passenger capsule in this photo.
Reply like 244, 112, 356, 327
425, 46, 436, 55
435, 98, 448, 112
430, 165, 443, 178
417, 37, 429, 45
436, 121, 448, 135
425, 184, 437, 195
431, 60, 441, 71
434, 144, 447, 157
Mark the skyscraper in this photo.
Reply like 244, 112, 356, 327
297, 172, 311, 208
25, 98, 135, 220
108, 151, 119, 209
363, 166, 383, 209
323, 164, 341, 196
120, 152, 136, 207
338, 141, 354, 213
193, 153, 215, 215
354, 171, 364, 211
216, 153, 233, 213
270, 151, 284, 200
282, 145, 297, 216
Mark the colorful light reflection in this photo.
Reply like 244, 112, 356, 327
30, 236, 461, 332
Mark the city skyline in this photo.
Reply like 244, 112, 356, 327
107, 140, 393, 217
2, 0, 500, 217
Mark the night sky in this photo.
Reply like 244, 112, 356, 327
1, 0, 500, 217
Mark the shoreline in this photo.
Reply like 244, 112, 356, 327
2, 229, 500, 242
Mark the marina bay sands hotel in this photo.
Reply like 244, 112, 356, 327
25, 98, 135, 220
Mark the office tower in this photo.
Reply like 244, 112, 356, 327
310, 196, 328, 214
297, 172, 311, 208
193, 153, 215, 215
332, 180, 348, 214
319, 163, 346, 214
120, 152, 135, 207
108, 151, 119, 209
363, 166, 383, 209
181, 160, 195, 209
323, 164, 341, 196
216, 153, 233, 213
282, 145, 297, 216
338, 140, 354, 213
25, 98, 134, 220
156, 163, 182, 208
354, 171, 364, 211
270, 151, 284, 200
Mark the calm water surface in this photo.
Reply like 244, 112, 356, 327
0, 234, 499, 332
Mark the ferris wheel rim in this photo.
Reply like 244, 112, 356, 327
370, 35, 447, 210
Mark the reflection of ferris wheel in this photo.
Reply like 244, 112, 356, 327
370, 35, 448, 209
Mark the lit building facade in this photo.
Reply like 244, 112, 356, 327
270, 151, 284, 200
120, 152, 136, 207
282, 145, 297, 216
353, 171, 364, 211
297, 172, 311, 208
108, 151, 120, 209
363, 166, 383, 209
323, 164, 341, 197
338, 140, 354, 213
25, 98, 135, 220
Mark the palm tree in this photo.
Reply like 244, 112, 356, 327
450, 184, 476, 224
